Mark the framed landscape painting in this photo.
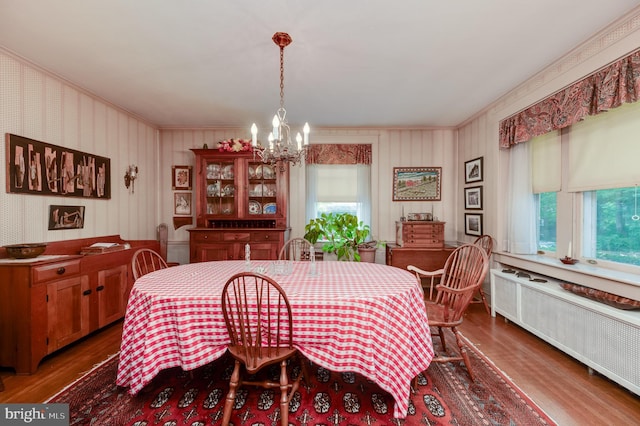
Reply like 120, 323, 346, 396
393, 167, 442, 201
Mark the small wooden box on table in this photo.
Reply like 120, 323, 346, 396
0, 235, 159, 374
386, 221, 453, 272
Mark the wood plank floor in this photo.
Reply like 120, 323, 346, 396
1, 304, 639, 424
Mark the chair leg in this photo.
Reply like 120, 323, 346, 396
438, 326, 447, 352
279, 360, 289, 426
222, 360, 241, 426
453, 327, 475, 381
478, 287, 490, 315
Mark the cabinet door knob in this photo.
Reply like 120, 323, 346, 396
56, 267, 66, 275
264, 235, 270, 240
96, 285, 105, 292
82, 289, 92, 296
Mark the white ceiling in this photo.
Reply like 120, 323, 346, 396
1, 1, 639, 129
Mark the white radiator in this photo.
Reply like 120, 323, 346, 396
490, 268, 640, 396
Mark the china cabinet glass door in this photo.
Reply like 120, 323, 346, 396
205, 159, 235, 216
247, 162, 277, 217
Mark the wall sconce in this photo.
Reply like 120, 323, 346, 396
124, 165, 138, 193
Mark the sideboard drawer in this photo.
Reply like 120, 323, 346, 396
32, 259, 81, 283
191, 232, 222, 242
251, 231, 281, 242
223, 232, 251, 242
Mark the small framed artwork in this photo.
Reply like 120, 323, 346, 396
174, 192, 192, 216
392, 167, 442, 201
172, 165, 192, 190
48, 205, 85, 230
464, 157, 483, 184
465, 213, 483, 236
464, 186, 483, 210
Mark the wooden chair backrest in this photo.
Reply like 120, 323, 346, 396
435, 244, 489, 322
131, 248, 168, 280
278, 237, 313, 261
473, 235, 494, 257
221, 272, 294, 373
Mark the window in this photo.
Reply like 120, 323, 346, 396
504, 100, 640, 272
583, 187, 640, 267
537, 191, 557, 253
306, 164, 371, 234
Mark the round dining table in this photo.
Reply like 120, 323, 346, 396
116, 260, 433, 418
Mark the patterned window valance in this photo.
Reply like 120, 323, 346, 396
306, 144, 372, 165
499, 49, 640, 148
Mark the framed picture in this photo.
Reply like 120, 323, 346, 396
464, 186, 483, 210
464, 156, 483, 184
174, 192, 192, 216
6, 133, 111, 199
48, 205, 85, 230
392, 167, 442, 201
172, 165, 192, 190
465, 213, 483, 236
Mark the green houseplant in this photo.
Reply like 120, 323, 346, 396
303, 212, 371, 261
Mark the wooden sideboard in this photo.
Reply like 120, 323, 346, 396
0, 235, 159, 374
385, 243, 455, 272
387, 221, 452, 273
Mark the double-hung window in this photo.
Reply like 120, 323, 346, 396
304, 144, 372, 237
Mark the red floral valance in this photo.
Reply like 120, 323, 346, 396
306, 144, 372, 165
499, 50, 640, 148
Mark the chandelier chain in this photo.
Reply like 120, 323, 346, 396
279, 45, 285, 110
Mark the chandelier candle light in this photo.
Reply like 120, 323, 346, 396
251, 32, 310, 166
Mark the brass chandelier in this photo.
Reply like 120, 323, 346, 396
251, 32, 309, 166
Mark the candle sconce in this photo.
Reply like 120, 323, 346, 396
124, 165, 138, 193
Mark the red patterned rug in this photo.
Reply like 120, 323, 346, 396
48, 333, 556, 425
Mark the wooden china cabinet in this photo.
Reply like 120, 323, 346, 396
188, 149, 290, 262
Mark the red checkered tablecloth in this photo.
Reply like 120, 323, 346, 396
115, 260, 433, 418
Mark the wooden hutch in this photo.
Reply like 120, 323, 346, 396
188, 149, 289, 262
385, 220, 454, 271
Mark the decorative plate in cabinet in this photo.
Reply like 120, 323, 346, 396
222, 165, 234, 179
263, 203, 276, 214
207, 183, 220, 196
222, 184, 234, 196
249, 201, 261, 215
256, 164, 275, 179
206, 164, 220, 179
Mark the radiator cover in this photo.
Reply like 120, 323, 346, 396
490, 269, 640, 396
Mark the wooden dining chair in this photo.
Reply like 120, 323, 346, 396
131, 248, 168, 281
471, 235, 494, 314
408, 244, 489, 383
278, 237, 313, 261
220, 272, 305, 426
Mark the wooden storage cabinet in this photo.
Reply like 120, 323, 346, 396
47, 274, 90, 353
386, 243, 454, 272
188, 149, 289, 262
0, 235, 159, 374
396, 221, 445, 248
97, 264, 127, 328
387, 221, 451, 275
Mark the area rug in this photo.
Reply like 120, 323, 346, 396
48, 333, 556, 425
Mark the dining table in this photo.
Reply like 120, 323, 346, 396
115, 260, 433, 418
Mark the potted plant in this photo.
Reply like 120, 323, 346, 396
304, 212, 372, 261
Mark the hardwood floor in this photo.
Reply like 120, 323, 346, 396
1, 305, 639, 424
